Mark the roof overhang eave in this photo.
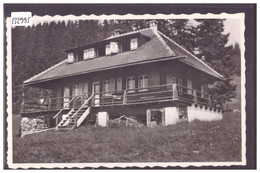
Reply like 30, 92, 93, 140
23, 55, 186, 86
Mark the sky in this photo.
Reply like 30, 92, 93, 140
223, 19, 241, 46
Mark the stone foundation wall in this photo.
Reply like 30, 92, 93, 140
187, 104, 223, 122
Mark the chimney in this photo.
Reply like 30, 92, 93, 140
113, 29, 123, 36
149, 20, 158, 30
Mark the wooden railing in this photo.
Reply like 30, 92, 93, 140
22, 84, 219, 114
92, 83, 217, 107
53, 95, 77, 119
22, 93, 91, 113
71, 93, 94, 129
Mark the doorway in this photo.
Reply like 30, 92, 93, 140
92, 82, 100, 106
63, 87, 70, 108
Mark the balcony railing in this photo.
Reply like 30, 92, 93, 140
21, 84, 219, 114
92, 84, 216, 107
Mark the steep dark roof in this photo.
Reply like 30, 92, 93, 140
24, 28, 223, 85
158, 31, 224, 79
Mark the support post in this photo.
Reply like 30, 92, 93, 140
123, 90, 127, 104
209, 95, 212, 106
48, 98, 52, 110
55, 116, 59, 126
194, 90, 198, 104
172, 83, 178, 100
146, 109, 151, 127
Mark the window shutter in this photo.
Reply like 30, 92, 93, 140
102, 81, 106, 92
83, 49, 89, 60
130, 38, 138, 50
110, 42, 118, 54
166, 73, 172, 84
109, 78, 115, 92
83, 82, 89, 95
117, 77, 122, 92
67, 53, 74, 63
105, 44, 111, 55
148, 72, 159, 87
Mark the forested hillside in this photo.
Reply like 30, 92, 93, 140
12, 19, 241, 113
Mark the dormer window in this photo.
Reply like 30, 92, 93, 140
84, 48, 95, 60
110, 42, 119, 54
67, 53, 74, 63
130, 38, 138, 50
105, 44, 111, 55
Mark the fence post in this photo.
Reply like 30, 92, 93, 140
123, 90, 127, 104
146, 109, 151, 127
172, 84, 178, 100
20, 85, 25, 114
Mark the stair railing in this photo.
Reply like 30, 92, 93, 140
53, 95, 77, 120
70, 93, 94, 127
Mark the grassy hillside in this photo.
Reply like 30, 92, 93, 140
13, 110, 241, 163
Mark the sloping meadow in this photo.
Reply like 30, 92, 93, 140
13, 110, 241, 163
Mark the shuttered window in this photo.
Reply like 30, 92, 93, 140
84, 48, 95, 59
130, 38, 138, 50
67, 53, 74, 63
102, 78, 115, 96
126, 76, 135, 93
110, 42, 119, 54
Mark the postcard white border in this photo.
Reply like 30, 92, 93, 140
6, 13, 246, 169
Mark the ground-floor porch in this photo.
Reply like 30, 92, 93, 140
21, 83, 223, 131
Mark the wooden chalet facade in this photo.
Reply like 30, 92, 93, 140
21, 21, 224, 129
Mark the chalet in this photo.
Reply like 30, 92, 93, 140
21, 20, 224, 129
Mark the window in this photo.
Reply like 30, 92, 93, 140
126, 76, 135, 93
84, 48, 95, 60
83, 49, 89, 60
88, 48, 95, 58
178, 79, 183, 92
138, 75, 148, 92
103, 80, 111, 96
130, 38, 138, 50
67, 53, 74, 63
110, 42, 119, 54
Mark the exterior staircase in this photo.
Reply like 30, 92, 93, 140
57, 107, 91, 130
54, 94, 93, 130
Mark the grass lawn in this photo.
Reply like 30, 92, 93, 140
13, 110, 241, 163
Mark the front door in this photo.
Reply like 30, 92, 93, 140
72, 84, 84, 108
92, 82, 100, 106
63, 87, 70, 108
